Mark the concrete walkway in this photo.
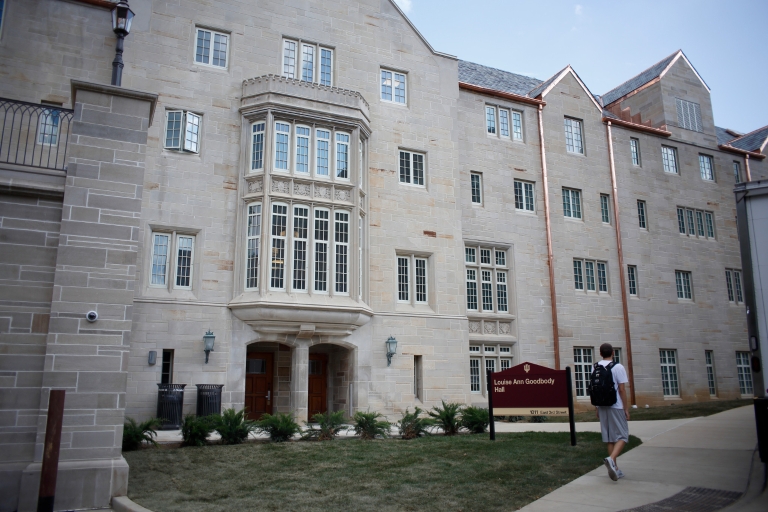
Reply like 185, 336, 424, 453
518, 406, 762, 511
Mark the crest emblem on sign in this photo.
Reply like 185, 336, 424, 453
524, 364, 530, 373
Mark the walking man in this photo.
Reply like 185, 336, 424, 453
591, 343, 630, 481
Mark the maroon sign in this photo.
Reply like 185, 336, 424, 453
490, 362, 569, 416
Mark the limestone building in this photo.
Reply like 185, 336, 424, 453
0, 0, 766, 509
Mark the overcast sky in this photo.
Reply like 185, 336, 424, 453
394, 0, 768, 133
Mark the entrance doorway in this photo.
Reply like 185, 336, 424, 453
308, 353, 328, 418
245, 352, 273, 420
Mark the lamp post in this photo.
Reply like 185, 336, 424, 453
203, 330, 215, 364
110, 1, 135, 86
386, 336, 398, 366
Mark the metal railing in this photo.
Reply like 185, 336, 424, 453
0, 98, 74, 171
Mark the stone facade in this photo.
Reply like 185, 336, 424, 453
0, 1, 764, 510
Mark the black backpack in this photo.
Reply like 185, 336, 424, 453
588, 362, 617, 407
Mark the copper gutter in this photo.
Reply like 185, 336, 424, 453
459, 82, 546, 107
717, 144, 765, 161
745, 155, 753, 182
605, 121, 636, 406
601, 117, 671, 137
537, 104, 560, 370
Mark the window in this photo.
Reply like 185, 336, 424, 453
150, 234, 170, 286
471, 173, 483, 204
725, 269, 744, 304
414, 355, 423, 401
485, 106, 521, 140
675, 270, 692, 300
381, 69, 406, 104
637, 200, 647, 229
662, 146, 678, 174
470, 358, 481, 393
336, 133, 350, 179
37, 109, 60, 146
627, 265, 638, 296
292, 206, 309, 291
316, 130, 330, 176
399, 151, 424, 186
335, 211, 349, 294
514, 180, 535, 212
562, 188, 582, 219
470, 344, 515, 395
270, 203, 288, 290
699, 154, 714, 181
251, 122, 265, 171
630, 138, 641, 166
512, 111, 523, 141
486, 106, 496, 135
174, 236, 194, 289
0, 1, 5, 39
283, 39, 333, 86
573, 347, 593, 397
499, 109, 510, 138
612, 348, 622, 365
270, 121, 353, 178
736, 352, 753, 396
245, 203, 261, 290
733, 162, 742, 184
161, 350, 174, 384
274, 122, 290, 170
314, 208, 329, 292
465, 245, 509, 313
195, 28, 228, 68
675, 98, 703, 132
705, 351, 716, 397
295, 126, 310, 174
564, 118, 584, 154
397, 255, 428, 305
574, 259, 608, 293
677, 207, 715, 240
660, 350, 679, 397
600, 194, 610, 224
150, 232, 196, 290
165, 111, 201, 153
573, 260, 584, 290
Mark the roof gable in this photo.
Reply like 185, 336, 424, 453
385, 0, 456, 59
528, 66, 603, 112
601, 51, 679, 106
728, 125, 768, 153
458, 60, 543, 97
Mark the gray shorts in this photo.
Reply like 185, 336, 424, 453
598, 407, 629, 443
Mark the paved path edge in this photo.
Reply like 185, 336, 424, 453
112, 496, 154, 512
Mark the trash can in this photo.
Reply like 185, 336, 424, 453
156, 383, 186, 430
196, 384, 224, 418
755, 398, 768, 463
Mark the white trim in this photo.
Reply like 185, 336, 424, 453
194, 27, 230, 69
659, 51, 711, 93
173, 235, 195, 290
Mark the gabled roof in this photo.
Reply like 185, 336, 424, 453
458, 60, 542, 97
601, 51, 679, 106
386, 0, 456, 59
716, 126, 738, 146
527, 65, 604, 112
727, 125, 768, 153
526, 66, 568, 99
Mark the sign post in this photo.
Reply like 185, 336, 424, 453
565, 366, 576, 446
487, 370, 495, 441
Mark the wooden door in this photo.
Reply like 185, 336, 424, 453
308, 353, 328, 419
245, 352, 273, 420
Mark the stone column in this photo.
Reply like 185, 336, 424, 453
18, 81, 156, 511
290, 340, 309, 422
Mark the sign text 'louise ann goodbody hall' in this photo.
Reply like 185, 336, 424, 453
491, 362, 569, 416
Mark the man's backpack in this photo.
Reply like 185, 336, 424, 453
588, 362, 617, 407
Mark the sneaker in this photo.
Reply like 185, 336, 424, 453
617, 469, 625, 479
604, 457, 618, 481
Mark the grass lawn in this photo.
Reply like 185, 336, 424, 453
125, 432, 640, 511
546, 398, 751, 423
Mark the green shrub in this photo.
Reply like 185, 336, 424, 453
181, 414, 216, 447
428, 400, 463, 436
256, 413, 301, 442
352, 411, 391, 440
397, 407, 435, 440
531, 415, 548, 423
122, 417, 161, 451
215, 408, 256, 445
461, 406, 489, 434
507, 416, 525, 423
303, 410, 348, 441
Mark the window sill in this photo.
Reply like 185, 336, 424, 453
191, 63, 230, 74
564, 216, 584, 223
161, 149, 202, 161
663, 396, 682, 401
515, 209, 537, 217
380, 100, 408, 108
398, 182, 427, 190
395, 303, 435, 315
566, 151, 586, 157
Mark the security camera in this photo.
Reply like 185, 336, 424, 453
86, 311, 98, 323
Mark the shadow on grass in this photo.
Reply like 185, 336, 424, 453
125, 432, 641, 512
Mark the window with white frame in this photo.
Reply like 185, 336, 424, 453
250, 122, 265, 171
699, 154, 715, 181
562, 188, 582, 219
270, 203, 288, 290
268, 121, 353, 179
736, 352, 753, 396
399, 150, 424, 186
397, 254, 428, 305
725, 269, 743, 304
600, 194, 611, 224
469, 344, 514, 395
295, 126, 311, 174
660, 349, 680, 396
675, 98, 703, 132
471, 172, 483, 204
705, 350, 716, 397
564, 118, 584, 154
675, 270, 693, 300
0, 1, 5, 39
282, 39, 333, 86
292, 206, 309, 291
733, 161, 742, 184
661, 146, 678, 174
314, 208, 330, 292
573, 347, 593, 397
381, 69, 406, 104
676, 207, 715, 239
316, 130, 330, 177
514, 180, 535, 212
630, 138, 641, 166
165, 111, 201, 153
511, 111, 523, 140
245, 203, 261, 290
612, 348, 622, 365
37, 109, 60, 146
336, 133, 350, 179
627, 265, 638, 296
485, 105, 522, 140
573, 258, 608, 293
195, 28, 229, 68
150, 231, 196, 290
637, 200, 647, 229
465, 245, 509, 313
335, 211, 349, 294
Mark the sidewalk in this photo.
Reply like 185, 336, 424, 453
518, 406, 762, 511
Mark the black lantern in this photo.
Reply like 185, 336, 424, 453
110, 1, 135, 86
203, 330, 215, 364
386, 336, 398, 366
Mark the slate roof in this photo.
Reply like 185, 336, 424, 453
716, 126, 737, 146
601, 51, 680, 106
458, 60, 542, 97
727, 125, 768, 152
526, 66, 568, 99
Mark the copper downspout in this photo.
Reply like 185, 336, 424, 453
605, 121, 636, 406
537, 104, 560, 370
745, 154, 753, 182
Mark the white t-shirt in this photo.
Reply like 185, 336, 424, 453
598, 360, 628, 409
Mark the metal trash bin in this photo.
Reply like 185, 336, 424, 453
196, 384, 224, 418
755, 398, 768, 463
156, 383, 186, 430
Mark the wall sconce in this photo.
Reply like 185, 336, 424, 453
203, 330, 215, 364
148, 350, 157, 365
386, 335, 398, 366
